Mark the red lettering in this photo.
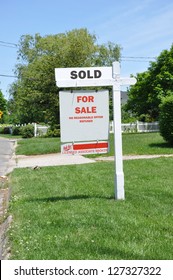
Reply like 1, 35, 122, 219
81, 107, 86, 113
77, 96, 94, 103
77, 96, 82, 103
75, 107, 81, 114
88, 96, 94, 102
91, 106, 97, 113
75, 106, 97, 114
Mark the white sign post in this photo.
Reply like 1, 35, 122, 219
112, 62, 136, 199
55, 62, 136, 200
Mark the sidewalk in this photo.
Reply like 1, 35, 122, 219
95, 154, 173, 161
0, 137, 96, 176
15, 153, 95, 168
1, 137, 173, 176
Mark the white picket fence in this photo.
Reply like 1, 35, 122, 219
34, 123, 49, 136
110, 121, 159, 133
13, 123, 49, 136
11, 121, 159, 136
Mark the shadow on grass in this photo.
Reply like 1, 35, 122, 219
90, 245, 147, 260
149, 142, 173, 149
25, 194, 115, 203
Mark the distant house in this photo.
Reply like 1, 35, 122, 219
121, 91, 128, 105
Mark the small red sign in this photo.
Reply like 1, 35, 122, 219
61, 141, 109, 155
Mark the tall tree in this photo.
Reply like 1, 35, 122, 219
126, 44, 173, 121
9, 28, 121, 125
0, 90, 7, 123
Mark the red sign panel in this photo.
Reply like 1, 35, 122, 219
61, 141, 109, 155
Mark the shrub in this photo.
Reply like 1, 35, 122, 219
2, 126, 12, 134
159, 95, 173, 145
45, 128, 60, 137
45, 124, 60, 137
20, 124, 34, 138
12, 126, 22, 136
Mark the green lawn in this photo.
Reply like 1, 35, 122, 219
122, 132, 173, 155
9, 157, 173, 260
16, 137, 61, 155
15, 132, 173, 156
0, 134, 21, 139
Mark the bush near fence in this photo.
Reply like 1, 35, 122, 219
0, 123, 49, 137
12, 123, 49, 137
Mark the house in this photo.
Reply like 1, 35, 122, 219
121, 91, 128, 105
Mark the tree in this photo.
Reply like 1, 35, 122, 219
159, 94, 173, 145
9, 28, 122, 125
94, 41, 122, 66
126, 44, 173, 121
0, 90, 7, 123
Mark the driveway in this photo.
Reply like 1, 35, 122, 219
0, 138, 16, 176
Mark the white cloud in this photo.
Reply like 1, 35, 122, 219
92, 0, 173, 76
94, 0, 173, 56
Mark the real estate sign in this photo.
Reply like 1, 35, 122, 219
55, 62, 136, 200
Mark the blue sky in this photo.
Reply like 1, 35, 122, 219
0, 0, 173, 99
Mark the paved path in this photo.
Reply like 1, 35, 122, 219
0, 138, 95, 175
12, 153, 173, 170
0, 138, 16, 176
15, 153, 95, 168
1, 137, 173, 176
95, 154, 173, 161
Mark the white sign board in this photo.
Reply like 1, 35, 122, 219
59, 90, 109, 142
55, 67, 113, 87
